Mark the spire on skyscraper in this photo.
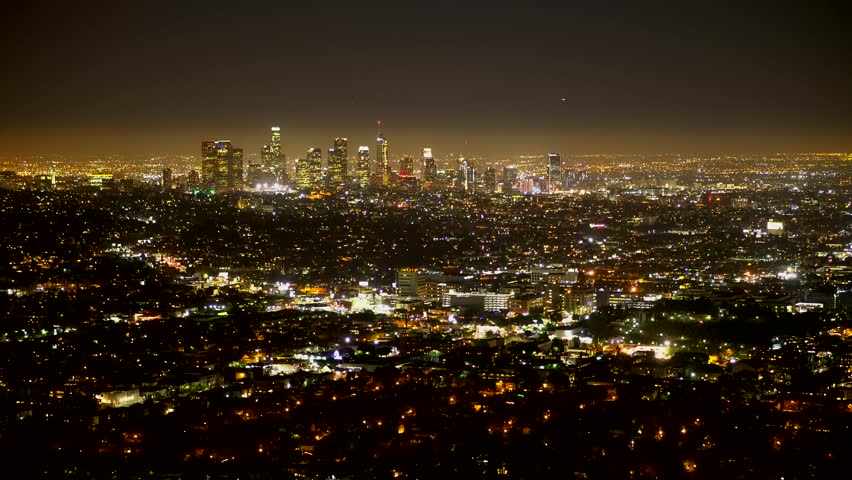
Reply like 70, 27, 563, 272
376, 120, 389, 185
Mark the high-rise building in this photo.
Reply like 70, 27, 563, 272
201, 140, 243, 191
483, 166, 497, 193
270, 127, 285, 182
422, 147, 436, 183
261, 144, 273, 164
271, 127, 282, 158
230, 147, 244, 191
376, 121, 389, 184
396, 269, 420, 297
201, 140, 217, 185
162, 168, 172, 191
327, 137, 348, 187
399, 156, 414, 177
326, 148, 335, 183
547, 153, 562, 192
295, 148, 322, 189
502, 165, 518, 189
458, 160, 475, 192
261, 127, 287, 184
294, 158, 309, 189
357, 146, 371, 188
309, 148, 322, 179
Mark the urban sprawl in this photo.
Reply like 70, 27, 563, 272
1, 126, 852, 479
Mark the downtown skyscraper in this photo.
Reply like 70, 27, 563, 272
327, 137, 348, 187
260, 127, 286, 184
376, 121, 389, 185
502, 165, 518, 190
547, 153, 562, 192
201, 139, 244, 191
422, 147, 436, 183
356, 146, 370, 188
295, 148, 323, 189
458, 158, 474, 192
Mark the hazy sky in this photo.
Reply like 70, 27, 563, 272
2, 1, 851, 159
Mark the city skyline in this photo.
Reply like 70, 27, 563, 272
2, 2, 852, 158
4, 2, 852, 478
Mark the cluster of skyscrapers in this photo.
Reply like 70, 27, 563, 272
198, 123, 565, 193
200, 140, 245, 191
201, 123, 392, 192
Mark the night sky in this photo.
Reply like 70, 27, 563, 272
2, 1, 851, 158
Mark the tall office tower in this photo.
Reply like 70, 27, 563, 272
399, 156, 414, 177
161, 168, 172, 190
547, 153, 562, 192
458, 160, 475, 192
201, 140, 217, 185
201, 140, 244, 191
294, 158, 309, 189
483, 166, 497, 192
214, 142, 231, 190
296, 147, 322, 189
356, 146, 371, 188
270, 127, 284, 182
260, 143, 274, 184
229, 147, 244, 191
502, 165, 519, 189
261, 144, 274, 165
261, 127, 286, 184
376, 121, 389, 184
422, 147, 436, 182
326, 148, 335, 184
216, 142, 232, 189
455, 155, 468, 190
327, 137, 348, 186
271, 126, 282, 157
